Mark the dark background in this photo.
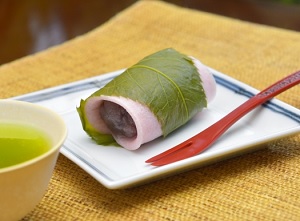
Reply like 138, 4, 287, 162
1, 0, 300, 65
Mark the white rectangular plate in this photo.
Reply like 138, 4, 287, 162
14, 69, 300, 189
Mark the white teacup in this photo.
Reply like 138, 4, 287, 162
0, 100, 67, 221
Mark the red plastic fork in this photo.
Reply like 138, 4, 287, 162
146, 70, 300, 166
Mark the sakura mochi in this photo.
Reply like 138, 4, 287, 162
77, 48, 216, 150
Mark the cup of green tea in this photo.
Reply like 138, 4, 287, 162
0, 99, 67, 221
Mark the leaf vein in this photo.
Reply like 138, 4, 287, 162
129, 65, 189, 118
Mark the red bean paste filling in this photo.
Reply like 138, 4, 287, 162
99, 101, 137, 138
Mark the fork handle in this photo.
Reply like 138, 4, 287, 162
199, 70, 300, 148
146, 71, 300, 166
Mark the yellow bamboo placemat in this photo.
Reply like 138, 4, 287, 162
1, 0, 299, 220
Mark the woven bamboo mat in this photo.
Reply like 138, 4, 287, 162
1, 0, 299, 220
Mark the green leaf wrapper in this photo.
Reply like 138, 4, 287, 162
77, 48, 207, 145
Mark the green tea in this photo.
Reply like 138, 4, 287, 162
0, 123, 51, 169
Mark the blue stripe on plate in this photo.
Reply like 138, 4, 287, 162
16, 76, 115, 103
214, 75, 300, 123
17, 73, 300, 123
61, 145, 114, 181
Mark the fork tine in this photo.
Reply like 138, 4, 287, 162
146, 134, 211, 166
148, 143, 200, 166
145, 140, 192, 163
